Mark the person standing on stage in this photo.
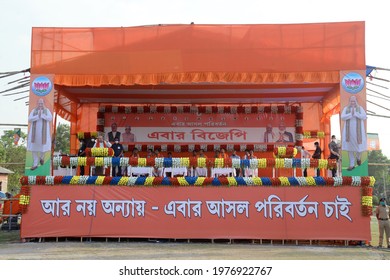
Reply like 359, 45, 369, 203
78, 139, 87, 175
93, 135, 111, 175
300, 146, 311, 177
111, 137, 124, 176
230, 150, 241, 177
328, 135, 341, 177
312, 142, 322, 177
27, 98, 53, 170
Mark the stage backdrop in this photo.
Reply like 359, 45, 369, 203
103, 112, 296, 144
21, 185, 370, 241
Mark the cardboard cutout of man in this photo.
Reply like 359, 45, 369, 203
341, 95, 367, 171
27, 98, 53, 170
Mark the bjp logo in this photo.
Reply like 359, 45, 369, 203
31, 76, 53, 96
341, 72, 364, 94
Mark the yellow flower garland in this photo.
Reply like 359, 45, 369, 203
252, 177, 262, 186
258, 159, 267, 168
279, 177, 290, 186
78, 157, 87, 166
118, 177, 129, 186
361, 196, 373, 206
144, 177, 154, 186
318, 159, 328, 169
227, 177, 238, 186
20, 195, 30, 205
94, 157, 104, 166
369, 177, 376, 186
278, 147, 287, 156
178, 177, 189, 186
303, 131, 311, 138
180, 157, 190, 168
215, 158, 224, 168
95, 176, 105, 185
138, 158, 147, 167
194, 177, 206, 186
197, 158, 206, 168
306, 177, 316, 186
70, 176, 80, 185
317, 131, 325, 138
275, 159, 284, 168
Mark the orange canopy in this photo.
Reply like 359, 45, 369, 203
32, 22, 364, 85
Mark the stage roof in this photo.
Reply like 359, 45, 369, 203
30, 22, 365, 117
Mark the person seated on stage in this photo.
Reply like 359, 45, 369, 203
214, 150, 220, 158
196, 149, 208, 177
131, 147, 139, 158
146, 148, 154, 158
300, 146, 311, 177
219, 148, 229, 160
128, 147, 139, 177
154, 148, 162, 158
230, 150, 241, 177
111, 137, 124, 176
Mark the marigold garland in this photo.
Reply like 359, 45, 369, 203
252, 177, 262, 186
279, 177, 290, 186
95, 157, 104, 167
53, 156, 345, 170
303, 131, 325, 138
90, 148, 114, 157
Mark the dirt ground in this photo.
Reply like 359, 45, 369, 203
1, 234, 390, 260
1, 216, 389, 260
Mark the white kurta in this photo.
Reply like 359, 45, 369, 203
341, 105, 367, 152
27, 108, 52, 152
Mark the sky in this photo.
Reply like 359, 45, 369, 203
1, 0, 390, 155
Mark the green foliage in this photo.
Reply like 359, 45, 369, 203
0, 130, 27, 194
55, 123, 70, 154
372, 195, 379, 206
368, 150, 390, 200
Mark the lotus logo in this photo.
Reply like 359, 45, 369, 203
31, 76, 53, 96
341, 72, 364, 94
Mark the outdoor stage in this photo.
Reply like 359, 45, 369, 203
20, 22, 373, 242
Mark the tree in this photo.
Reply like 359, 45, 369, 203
368, 150, 390, 201
55, 123, 70, 154
0, 130, 27, 194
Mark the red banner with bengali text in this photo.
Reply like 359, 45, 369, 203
21, 186, 370, 241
